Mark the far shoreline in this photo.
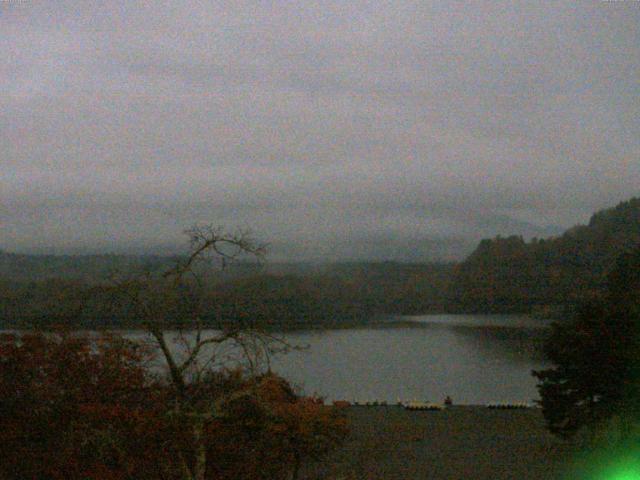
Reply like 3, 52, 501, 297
0, 312, 554, 333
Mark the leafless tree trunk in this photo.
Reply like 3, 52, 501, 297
192, 417, 207, 480
110, 225, 298, 479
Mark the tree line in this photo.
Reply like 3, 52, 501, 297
1, 197, 639, 330
449, 197, 640, 314
0, 262, 454, 329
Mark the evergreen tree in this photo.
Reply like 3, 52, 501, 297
533, 245, 640, 439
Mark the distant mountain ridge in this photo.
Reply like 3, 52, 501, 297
449, 198, 640, 313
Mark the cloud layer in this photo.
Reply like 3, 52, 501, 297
2, 1, 639, 259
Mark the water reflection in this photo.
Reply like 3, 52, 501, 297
450, 325, 550, 363
268, 315, 550, 404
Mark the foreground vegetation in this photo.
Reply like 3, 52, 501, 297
0, 332, 347, 480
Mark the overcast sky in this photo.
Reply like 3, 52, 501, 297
1, 1, 639, 259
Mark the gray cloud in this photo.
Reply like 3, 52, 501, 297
1, 1, 639, 259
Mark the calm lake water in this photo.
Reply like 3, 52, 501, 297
6, 314, 551, 405
268, 315, 551, 405
121, 314, 551, 405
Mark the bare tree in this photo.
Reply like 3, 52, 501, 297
109, 225, 294, 480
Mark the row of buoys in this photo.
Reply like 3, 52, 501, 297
486, 402, 532, 409
402, 401, 444, 411
350, 400, 389, 407
332, 400, 533, 409
339, 400, 446, 410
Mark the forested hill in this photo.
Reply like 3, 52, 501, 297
0, 253, 174, 281
448, 198, 640, 313
0, 252, 266, 282
0, 254, 453, 329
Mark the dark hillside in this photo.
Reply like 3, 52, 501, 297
449, 198, 640, 313
0, 261, 453, 329
0, 252, 181, 282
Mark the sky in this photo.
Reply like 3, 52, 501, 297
1, 1, 639, 260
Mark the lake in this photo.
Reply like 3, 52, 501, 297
123, 314, 550, 405
268, 314, 551, 405
5, 314, 550, 405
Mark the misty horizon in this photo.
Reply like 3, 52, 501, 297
2, 2, 638, 260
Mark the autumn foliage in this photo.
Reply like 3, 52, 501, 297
0, 332, 347, 480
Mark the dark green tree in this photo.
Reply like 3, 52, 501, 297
533, 245, 640, 439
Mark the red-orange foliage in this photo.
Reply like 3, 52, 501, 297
203, 373, 348, 480
0, 333, 347, 480
0, 332, 170, 480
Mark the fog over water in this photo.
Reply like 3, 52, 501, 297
2, 2, 639, 260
